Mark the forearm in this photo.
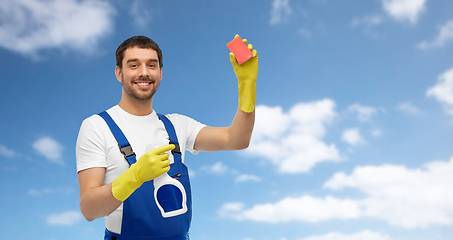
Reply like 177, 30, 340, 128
194, 107, 254, 152
80, 183, 122, 221
78, 167, 123, 222
228, 107, 255, 150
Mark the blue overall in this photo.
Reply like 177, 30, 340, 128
98, 111, 192, 240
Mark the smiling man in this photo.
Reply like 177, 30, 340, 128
76, 35, 258, 240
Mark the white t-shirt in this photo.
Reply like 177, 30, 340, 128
76, 105, 206, 233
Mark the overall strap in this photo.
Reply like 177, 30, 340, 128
98, 111, 137, 165
98, 111, 182, 165
156, 113, 182, 163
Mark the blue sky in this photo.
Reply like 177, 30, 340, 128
1, 0, 453, 239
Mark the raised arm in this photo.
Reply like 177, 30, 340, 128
194, 35, 258, 152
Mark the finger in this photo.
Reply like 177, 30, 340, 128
247, 44, 253, 51
252, 49, 258, 58
234, 34, 240, 39
151, 153, 169, 164
151, 144, 175, 155
242, 38, 248, 45
161, 158, 170, 167
162, 165, 170, 173
159, 153, 170, 161
229, 52, 238, 65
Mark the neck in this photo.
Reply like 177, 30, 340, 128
118, 94, 154, 116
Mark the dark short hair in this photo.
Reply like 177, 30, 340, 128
116, 36, 163, 69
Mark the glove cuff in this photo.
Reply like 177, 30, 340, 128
111, 165, 143, 202
238, 80, 256, 113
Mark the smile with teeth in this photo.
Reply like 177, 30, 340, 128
136, 82, 151, 86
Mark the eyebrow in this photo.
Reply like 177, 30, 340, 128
126, 58, 159, 64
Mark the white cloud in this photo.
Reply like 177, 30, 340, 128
270, 0, 292, 25
427, 67, 453, 115
245, 100, 341, 173
218, 195, 362, 223
350, 15, 384, 38
370, 129, 383, 137
325, 158, 453, 228
381, 0, 426, 24
0, 0, 114, 57
418, 21, 453, 50
348, 104, 378, 122
28, 186, 74, 196
32, 137, 64, 165
220, 158, 453, 229
235, 174, 261, 183
47, 211, 82, 226
342, 128, 365, 146
396, 101, 420, 114
299, 231, 391, 240
0, 144, 16, 158
218, 202, 245, 219
28, 188, 54, 196
351, 15, 383, 28
129, 0, 153, 28
201, 161, 229, 175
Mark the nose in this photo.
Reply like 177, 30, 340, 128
138, 64, 149, 78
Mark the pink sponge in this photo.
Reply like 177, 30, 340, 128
227, 36, 253, 65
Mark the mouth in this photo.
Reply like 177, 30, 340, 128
134, 80, 155, 88
136, 82, 151, 86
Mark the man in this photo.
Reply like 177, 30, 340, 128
76, 35, 258, 240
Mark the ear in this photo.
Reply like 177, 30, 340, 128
160, 68, 163, 81
115, 66, 122, 83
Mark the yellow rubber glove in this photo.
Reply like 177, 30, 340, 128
229, 34, 259, 113
112, 144, 175, 202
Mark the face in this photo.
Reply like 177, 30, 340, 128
116, 46, 163, 102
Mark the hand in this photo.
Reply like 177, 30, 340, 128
134, 144, 174, 183
229, 35, 259, 80
229, 35, 258, 113
112, 144, 175, 201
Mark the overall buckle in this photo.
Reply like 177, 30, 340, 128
119, 144, 135, 160
172, 144, 181, 155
